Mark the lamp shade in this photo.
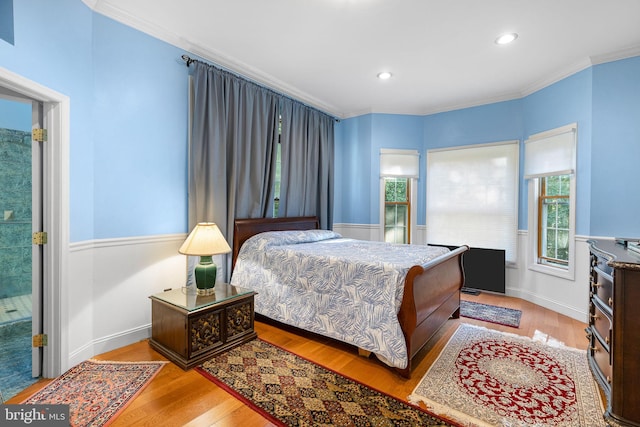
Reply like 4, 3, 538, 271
179, 222, 231, 256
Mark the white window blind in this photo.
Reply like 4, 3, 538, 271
380, 149, 419, 178
426, 141, 519, 263
524, 124, 576, 179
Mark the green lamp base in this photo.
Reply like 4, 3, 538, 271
195, 255, 217, 296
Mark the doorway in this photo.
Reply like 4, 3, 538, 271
0, 94, 42, 401
0, 66, 70, 398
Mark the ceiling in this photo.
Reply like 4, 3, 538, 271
88, 0, 640, 119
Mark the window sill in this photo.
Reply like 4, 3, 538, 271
528, 262, 575, 281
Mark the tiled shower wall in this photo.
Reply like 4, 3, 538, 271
0, 128, 31, 299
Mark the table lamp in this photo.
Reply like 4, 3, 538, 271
179, 222, 231, 295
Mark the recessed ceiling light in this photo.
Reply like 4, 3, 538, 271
377, 71, 392, 80
495, 33, 518, 45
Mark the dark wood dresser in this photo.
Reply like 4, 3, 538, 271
588, 239, 640, 426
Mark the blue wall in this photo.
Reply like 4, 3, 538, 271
1, 0, 95, 241
1, 0, 188, 241
2, 1, 639, 241
0, 99, 30, 131
337, 58, 640, 238
336, 99, 525, 227
590, 57, 640, 237
335, 115, 373, 224
0, 0, 14, 45
521, 68, 593, 235
422, 100, 524, 227
91, 14, 188, 239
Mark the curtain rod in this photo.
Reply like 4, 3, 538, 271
180, 54, 340, 122
181, 54, 195, 67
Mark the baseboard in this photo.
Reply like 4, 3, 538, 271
505, 286, 587, 323
68, 324, 151, 368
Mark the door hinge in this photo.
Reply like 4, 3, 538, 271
33, 334, 48, 347
32, 231, 48, 245
32, 128, 47, 142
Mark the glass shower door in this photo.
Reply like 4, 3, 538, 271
0, 96, 41, 401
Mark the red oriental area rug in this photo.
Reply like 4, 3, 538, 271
197, 339, 459, 426
22, 359, 166, 427
409, 324, 606, 427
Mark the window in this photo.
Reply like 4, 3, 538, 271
384, 178, 410, 243
426, 141, 519, 263
538, 175, 570, 266
273, 117, 282, 217
273, 141, 281, 217
380, 149, 419, 244
525, 124, 576, 278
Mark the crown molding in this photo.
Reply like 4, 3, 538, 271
83, 1, 640, 120
86, 1, 344, 118
521, 45, 640, 98
519, 57, 594, 98
590, 44, 640, 65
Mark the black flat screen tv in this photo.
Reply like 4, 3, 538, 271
432, 245, 506, 294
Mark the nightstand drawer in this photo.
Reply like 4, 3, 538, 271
189, 309, 223, 357
226, 299, 255, 341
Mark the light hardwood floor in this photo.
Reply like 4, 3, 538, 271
8, 293, 588, 426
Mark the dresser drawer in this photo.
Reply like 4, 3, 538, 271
591, 253, 613, 277
591, 261, 613, 310
589, 300, 612, 353
589, 332, 612, 389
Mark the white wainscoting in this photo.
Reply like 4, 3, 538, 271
63, 226, 593, 370
333, 223, 592, 324
66, 234, 186, 369
332, 223, 381, 241
507, 232, 591, 323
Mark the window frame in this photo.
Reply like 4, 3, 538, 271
379, 176, 417, 244
526, 124, 577, 281
383, 177, 411, 244
537, 175, 571, 267
379, 149, 419, 244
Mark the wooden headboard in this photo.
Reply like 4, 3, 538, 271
232, 216, 320, 271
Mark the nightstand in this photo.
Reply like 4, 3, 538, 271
149, 284, 257, 369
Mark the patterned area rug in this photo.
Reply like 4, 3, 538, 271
197, 339, 459, 426
409, 324, 606, 427
22, 359, 166, 427
460, 300, 522, 328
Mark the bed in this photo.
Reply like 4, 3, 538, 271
230, 216, 468, 378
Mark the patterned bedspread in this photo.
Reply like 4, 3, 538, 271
230, 229, 450, 369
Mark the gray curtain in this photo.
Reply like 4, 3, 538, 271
279, 98, 335, 230
188, 61, 279, 280
186, 59, 335, 281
